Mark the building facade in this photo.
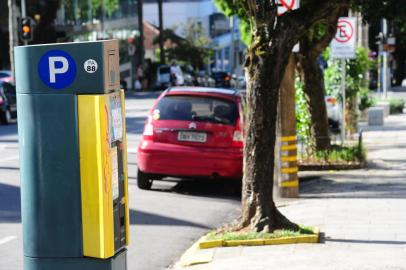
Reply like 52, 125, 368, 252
143, 0, 245, 74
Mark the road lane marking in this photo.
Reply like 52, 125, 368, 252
0, 236, 17, 246
0, 156, 19, 163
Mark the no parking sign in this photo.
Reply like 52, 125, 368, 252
277, 0, 299, 16
331, 17, 357, 59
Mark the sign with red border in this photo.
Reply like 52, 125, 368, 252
277, 0, 299, 16
331, 17, 356, 59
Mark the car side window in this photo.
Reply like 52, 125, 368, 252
2, 83, 15, 95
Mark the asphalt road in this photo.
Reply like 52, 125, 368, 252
0, 91, 241, 270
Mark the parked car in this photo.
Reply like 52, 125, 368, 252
325, 96, 341, 132
155, 65, 172, 89
137, 87, 244, 189
0, 70, 13, 83
211, 71, 234, 88
0, 81, 17, 125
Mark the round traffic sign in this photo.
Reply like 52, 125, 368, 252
277, 0, 296, 16
128, 44, 136, 56
334, 19, 354, 44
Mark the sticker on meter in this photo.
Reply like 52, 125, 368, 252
111, 147, 119, 201
84, 59, 98, 73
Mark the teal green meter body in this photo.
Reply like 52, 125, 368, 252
14, 40, 130, 270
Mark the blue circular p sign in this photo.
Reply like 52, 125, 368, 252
38, 50, 76, 89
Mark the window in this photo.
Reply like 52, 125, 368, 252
156, 95, 238, 125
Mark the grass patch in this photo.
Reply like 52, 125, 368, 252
300, 143, 365, 165
206, 225, 315, 241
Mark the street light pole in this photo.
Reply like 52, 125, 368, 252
137, 0, 144, 67
158, 0, 165, 64
21, 0, 28, 45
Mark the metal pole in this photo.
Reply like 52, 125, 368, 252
383, 52, 388, 99
382, 19, 388, 99
101, 0, 105, 39
137, 0, 144, 67
341, 58, 346, 143
158, 0, 165, 64
229, 16, 235, 74
21, 0, 28, 45
21, 0, 26, 16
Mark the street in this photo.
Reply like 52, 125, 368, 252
0, 92, 241, 270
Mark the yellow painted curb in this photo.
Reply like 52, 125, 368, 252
199, 239, 223, 249
179, 236, 215, 267
179, 228, 320, 267
199, 228, 320, 250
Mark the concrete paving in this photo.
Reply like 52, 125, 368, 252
171, 113, 406, 270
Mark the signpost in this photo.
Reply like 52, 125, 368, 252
331, 17, 356, 143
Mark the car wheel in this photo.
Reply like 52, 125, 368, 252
137, 169, 153, 190
0, 110, 11, 125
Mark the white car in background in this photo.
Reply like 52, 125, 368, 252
325, 96, 341, 132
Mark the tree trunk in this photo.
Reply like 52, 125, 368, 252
241, 31, 299, 233
300, 54, 331, 150
8, 0, 18, 76
239, 0, 348, 233
346, 95, 358, 135
297, 6, 345, 151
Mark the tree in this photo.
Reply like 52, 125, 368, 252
154, 21, 212, 69
296, 6, 345, 150
216, 0, 348, 232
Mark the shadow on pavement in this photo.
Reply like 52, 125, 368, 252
129, 209, 210, 229
125, 91, 162, 100
129, 177, 241, 201
0, 124, 18, 138
325, 237, 406, 245
299, 176, 406, 199
0, 166, 19, 171
167, 180, 242, 200
0, 183, 21, 223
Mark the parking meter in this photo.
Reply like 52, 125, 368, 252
14, 40, 129, 270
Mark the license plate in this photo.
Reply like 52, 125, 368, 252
177, 131, 207, 143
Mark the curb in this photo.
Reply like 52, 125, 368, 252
178, 228, 320, 267
179, 236, 215, 267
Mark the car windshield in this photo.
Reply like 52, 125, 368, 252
156, 95, 238, 125
159, 67, 170, 74
212, 72, 227, 78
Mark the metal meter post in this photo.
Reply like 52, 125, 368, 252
14, 40, 130, 270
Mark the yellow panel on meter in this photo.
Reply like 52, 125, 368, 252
78, 90, 129, 259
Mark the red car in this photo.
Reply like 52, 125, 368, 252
137, 87, 244, 189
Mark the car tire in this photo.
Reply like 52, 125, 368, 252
137, 169, 153, 190
0, 109, 11, 125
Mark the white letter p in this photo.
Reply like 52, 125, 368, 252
49, 57, 69, 83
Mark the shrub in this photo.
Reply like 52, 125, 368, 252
358, 87, 376, 111
389, 98, 405, 114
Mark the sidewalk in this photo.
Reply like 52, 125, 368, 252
170, 113, 406, 270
